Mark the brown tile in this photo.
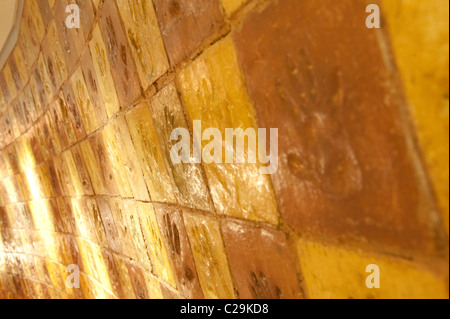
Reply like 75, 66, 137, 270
54, 0, 86, 73
37, 0, 53, 29
7, 58, 24, 92
126, 263, 150, 299
29, 68, 48, 117
99, 0, 141, 106
75, 0, 96, 38
42, 21, 69, 93
222, 220, 303, 299
233, 0, 437, 251
61, 82, 87, 142
154, 204, 204, 299
153, 0, 224, 65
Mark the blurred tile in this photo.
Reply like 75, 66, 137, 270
138, 202, 175, 286
88, 25, 121, 118
153, 0, 224, 65
154, 204, 204, 299
177, 36, 279, 224
233, 0, 438, 250
99, 0, 141, 105
150, 83, 214, 211
183, 213, 235, 299
126, 102, 176, 203
116, 0, 169, 88
222, 220, 303, 299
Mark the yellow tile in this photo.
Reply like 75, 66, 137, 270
101, 123, 133, 198
13, 47, 28, 85
47, 20, 68, 87
37, 53, 54, 101
112, 254, 136, 299
183, 213, 235, 299
108, 198, 138, 260
138, 202, 175, 286
44, 112, 62, 154
126, 102, 176, 203
221, 0, 249, 15
18, 19, 39, 67
29, 76, 44, 117
109, 118, 150, 201
89, 26, 120, 118
28, 200, 55, 232
177, 36, 279, 224
63, 149, 87, 196
79, 139, 105, 195
70, 67, 100, 134
122, 200, 152, 270
3, 65, 17, 101
150, 83, 214, 211
143, 272, 164, 299
25, 0, 46, 42
297, 239, 449, 299
383, 0, 449, 233
116, 0, 169, 88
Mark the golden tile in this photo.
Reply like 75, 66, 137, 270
177, 36, 279, 224
108, 198, 138, 261
108, 117, 150, 201
46, 20, 69, 89
183, 213, 235, 299
121, 200, 152, 270
384, 0, 450, 233
150, 83, 214, 211
116, 0, 169, 88
12, 47, 28, 85
3, 65, 17, 101
79, 139, 105, 195
221, 0, 249, 15
125, 102, 176, 203
297, 239, 449, 299
69, 67, 100, 134
25, 0, 46, 42
101, 123, 133, 198
137, 202, 175, 286
88, 26, 120, 118
112, 254, 136, 299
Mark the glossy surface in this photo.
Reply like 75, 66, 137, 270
0, 0, 448, 299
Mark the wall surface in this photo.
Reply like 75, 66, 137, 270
0, 0, 448, 299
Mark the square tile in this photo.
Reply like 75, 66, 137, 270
222, 220, 303, 298
177, 36, 279, 224
125, 102, 176, 203
116, 0, 169, 88
183, 212, 235, 299
150, 83, 214, 211
99, 0, 141, 105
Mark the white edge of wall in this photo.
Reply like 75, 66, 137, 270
0, 0, 24, 70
